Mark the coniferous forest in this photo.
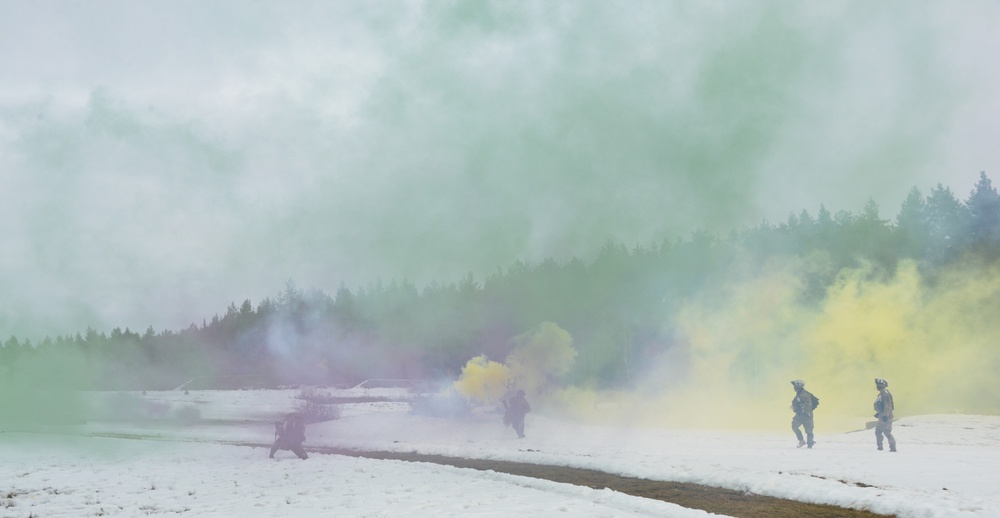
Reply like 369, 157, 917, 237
3, 173, 1000, 391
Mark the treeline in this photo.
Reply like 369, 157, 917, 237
3, 172, 1000, 390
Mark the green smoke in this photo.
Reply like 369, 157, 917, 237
2, 1, 996, 341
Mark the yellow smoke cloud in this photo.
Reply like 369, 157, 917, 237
808, 257, 1000, 418
551, 255, 1000, 431
506, 322, 576, 394
453, 322, 577, 404
452, 355, 510, 405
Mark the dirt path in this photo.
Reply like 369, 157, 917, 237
79, 431, 892, 518
302, 446, 893, 518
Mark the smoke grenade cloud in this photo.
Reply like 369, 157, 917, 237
454, 322, 576, 404
3, 1, 999, 341
806, 259, 1000, 417
505, 322, 577, 394
0, 347, 91, 428
549, 256, 1000, 431
453, 355, 510, 405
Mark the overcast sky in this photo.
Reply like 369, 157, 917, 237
2, 1, 999, 340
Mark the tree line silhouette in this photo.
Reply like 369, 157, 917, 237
3, 172, 999, 390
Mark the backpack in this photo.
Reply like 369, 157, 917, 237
811, 394, 820, 410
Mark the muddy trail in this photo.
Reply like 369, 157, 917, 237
84, 431, 892, 518
328, 448, 891, 518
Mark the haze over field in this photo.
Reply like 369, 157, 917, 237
446, 258, 1000, 429
2, 1, 999, 340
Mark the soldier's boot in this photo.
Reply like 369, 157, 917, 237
797, 440, 806, 448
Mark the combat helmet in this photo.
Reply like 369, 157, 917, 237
875, 378, 888, 389
790, 379, 805, 390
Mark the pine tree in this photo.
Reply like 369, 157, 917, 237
895, 187, 928, 259
966, 171, 1000, 256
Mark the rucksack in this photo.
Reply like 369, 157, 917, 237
812, 394, 820, 410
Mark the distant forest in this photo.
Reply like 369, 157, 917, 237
4, 172, 1000, 390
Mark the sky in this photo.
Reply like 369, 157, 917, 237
3, 1, 1000, 340
3, 387, 999, 517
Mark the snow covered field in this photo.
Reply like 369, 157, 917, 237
3, 388, 999, 517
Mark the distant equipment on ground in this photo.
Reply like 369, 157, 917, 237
352, 379, 431, 391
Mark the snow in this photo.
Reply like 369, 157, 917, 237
3, 388, 999, 517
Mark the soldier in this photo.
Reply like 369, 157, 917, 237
270, 412, 308, 460
790, 379, 816, 448
874, 378, 897, 452
504, 390, 531, 439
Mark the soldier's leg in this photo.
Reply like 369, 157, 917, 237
513, 417, 525, 438
883, 420, 896, 451
791, 417, 805, 445
291, 443, 308, 460
805, 416, 815, 447
875, 422, 885, 450
270, 439, 281, 458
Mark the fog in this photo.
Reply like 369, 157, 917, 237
3, 1, 999, 341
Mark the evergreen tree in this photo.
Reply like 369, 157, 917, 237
856, 198, 895, 270
895, 187, 928, 259
925, 183, 969, 263
966, 171, 1000, 257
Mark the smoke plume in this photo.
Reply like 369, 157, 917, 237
454, 322, 576, 404
547, 256, 1000, 431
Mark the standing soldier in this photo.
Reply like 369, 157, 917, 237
790, 379, 817, 448
270, 412, 309, 460
874, 378, 897, 452
503, 390, 531, 439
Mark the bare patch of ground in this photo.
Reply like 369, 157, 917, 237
314, 447, 893, 518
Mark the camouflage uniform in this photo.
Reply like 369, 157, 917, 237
270, 414, 308, 460
874, 378, 896, 452
790, 380, 815, 448
505, 390, 531, 439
